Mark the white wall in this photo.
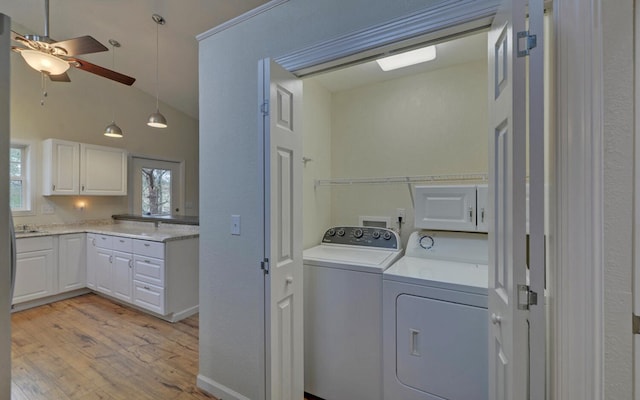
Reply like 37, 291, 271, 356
10, 32, 199, 225
302, 79, 332, 249
197, 1, 445, 399
327, 60, 488, 244
602, 0, 634, 397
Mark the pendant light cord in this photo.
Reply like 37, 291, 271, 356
112, 43, 116, 121
155, 21, 160, 110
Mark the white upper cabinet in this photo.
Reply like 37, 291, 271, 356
42, 139, 80, 195
414, 184, 488, 232
42, 139, 127, 196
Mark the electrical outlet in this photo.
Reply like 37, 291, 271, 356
396, 208, 406, 219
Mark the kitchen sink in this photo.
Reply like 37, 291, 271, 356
14, 229, 45, 234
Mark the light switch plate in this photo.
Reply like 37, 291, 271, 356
231, 215, 241, 235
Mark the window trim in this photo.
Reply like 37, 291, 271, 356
10, 140, 36, 216
128, 154, 185, 216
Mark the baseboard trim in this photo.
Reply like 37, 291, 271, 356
197, 374, 252, 400
169, 305, 199, 322
11, 289, 91, 312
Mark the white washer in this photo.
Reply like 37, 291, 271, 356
383, 230, 489, 400
304, 226, 403, 400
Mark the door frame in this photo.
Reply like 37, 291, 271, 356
271, 0, 604, 399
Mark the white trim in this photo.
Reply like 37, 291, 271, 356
553, 0, 604, 399
10, 139, 36, 217
635, 1, 640, 398
275, 0, 499, 76
196, 374, 252, 400
196, 0, 290, 41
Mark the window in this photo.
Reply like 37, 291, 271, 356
142, 167, 172, 215
10, 144, 31, 213
130, 157, 183, 216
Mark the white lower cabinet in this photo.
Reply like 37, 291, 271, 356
14, 236, 57, 304
112, 251, 133, 302
58, 234, 86, 292
84, 234, 198, 321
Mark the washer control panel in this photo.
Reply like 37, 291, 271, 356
321, 226, 400, 250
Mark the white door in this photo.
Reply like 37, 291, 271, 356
95, 249, 113, 295
112, 251, 133, 302
487, 0, 544, 398
261, 58, 303, 400
58, 234, 86, 292
413, 185, 478, 231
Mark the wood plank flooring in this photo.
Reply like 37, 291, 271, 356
11, 293, 217, 400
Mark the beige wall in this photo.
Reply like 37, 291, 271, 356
302, 79, 332, 249
9, 41, 199, 225
303, 60, 488, 246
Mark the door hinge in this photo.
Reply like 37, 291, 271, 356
260, 257, 270, 274
633, 314, 640, 334
517, 30, 537, 57
517, 284, 538, 310
260, 100, 269, 116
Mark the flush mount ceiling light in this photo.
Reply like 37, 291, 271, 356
147, 14, 168, 129
20, 49, 70, 76
376, 45, 437, 71
104, 39, 124, 138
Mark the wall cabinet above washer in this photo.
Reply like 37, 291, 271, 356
42, 139, 127, 196
413, 185, 488, 232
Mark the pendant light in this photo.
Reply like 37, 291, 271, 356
104, 39, 124, 138
147, 14, 167, 128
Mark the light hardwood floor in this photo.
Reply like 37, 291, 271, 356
11, 293, 217, 400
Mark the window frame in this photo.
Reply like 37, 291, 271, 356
10, 140, 36, 216
128, 155, 185, 216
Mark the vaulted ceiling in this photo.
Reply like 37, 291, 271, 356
2, 0, 272, 119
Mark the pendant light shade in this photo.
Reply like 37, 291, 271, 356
148, 14, 167, 129
104, 121, 123, 138
104, 39, 124, 138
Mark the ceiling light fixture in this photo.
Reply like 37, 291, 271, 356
147, 14, 167, 129
104, 39, 124, 138
21, 49, 70, 76
376, 45, 437, 71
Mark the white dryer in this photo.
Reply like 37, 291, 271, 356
383, 230, 488, 400
304, 226, 403, 400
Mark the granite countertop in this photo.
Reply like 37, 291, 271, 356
14, 220, 199, 243
112, 214, 199, 226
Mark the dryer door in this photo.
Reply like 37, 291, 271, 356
396, 294, 488, 399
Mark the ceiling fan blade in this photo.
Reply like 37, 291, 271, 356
49, 72, 71, 82
69, 57, 136, 86
53, 35, 108, 56
11, 45, 26, 54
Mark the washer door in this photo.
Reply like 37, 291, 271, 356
396, 294, 488, 399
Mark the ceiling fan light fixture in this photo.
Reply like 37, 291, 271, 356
147, 110, 168, 128
21, 49, 69, 75
148, 14, 168, 129
104, 121, 123, 138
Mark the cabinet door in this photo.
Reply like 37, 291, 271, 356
58, 234, 86, 292
476, 185, 488, 232
42, 139, 80, 195
112, 251, 133, 302
413, 185, 478, 231
95, 248, 113, 295
86, 234, 97, 289
80, 143, 127, 195
13, 249, 56, 304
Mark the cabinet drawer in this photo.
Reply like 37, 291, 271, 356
113, 236, 133, 253
133, 239, 164, 259
94, 234, 113, 249
133, 256, 164, 287
133, 281, 165, 315
16, 236, 54, 253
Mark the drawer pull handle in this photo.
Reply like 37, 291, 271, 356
144, 286, 150, 290
144, 243, 150, 247
120, 239, 125, 243
145, 260, 151, 263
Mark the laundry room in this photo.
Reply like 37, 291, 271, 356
301, 30, 489, 249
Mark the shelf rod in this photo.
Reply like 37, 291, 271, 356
314, 173, 488, 187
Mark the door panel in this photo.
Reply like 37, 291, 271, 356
487, 0, 530, 399
262, 58, 303, 400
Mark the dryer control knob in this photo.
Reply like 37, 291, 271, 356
327, 228, 336, 236
353, 228, 364, 238
337, 228, 345, 236
383, 231, 392, 240
372, 231, 381, 239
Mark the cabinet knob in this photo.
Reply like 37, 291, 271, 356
285, 276, 293, 284
81, 185, 85, 191
481, 208, 486, 223
491, 313, 502, 325
469, 207, 474, 222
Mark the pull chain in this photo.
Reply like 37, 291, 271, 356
40, 72, 48, 106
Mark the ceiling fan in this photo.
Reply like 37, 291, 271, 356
10, 0, 135, 86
